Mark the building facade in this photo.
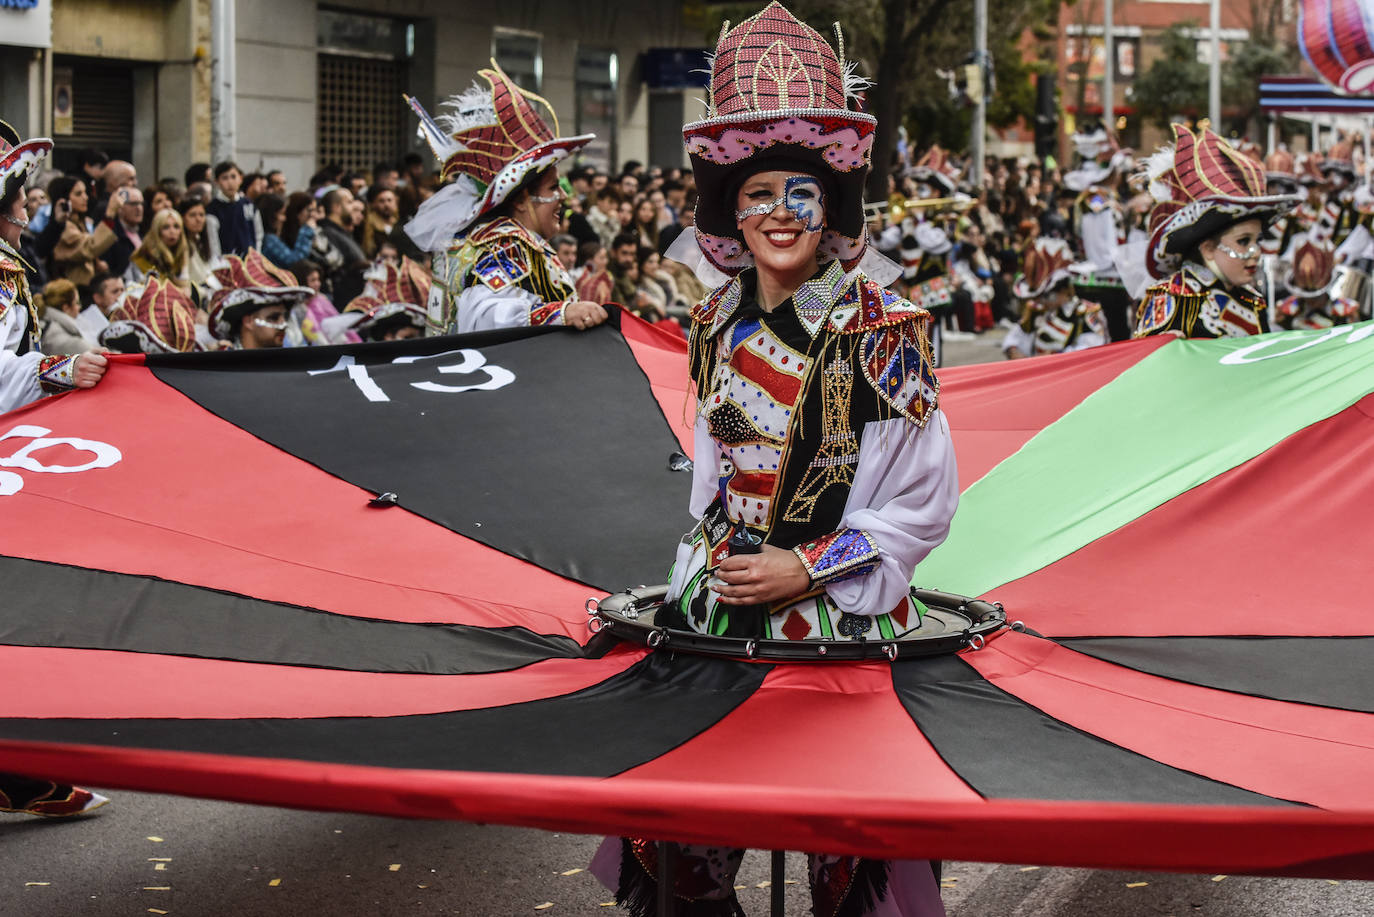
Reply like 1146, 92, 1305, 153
1, 0, 708, 188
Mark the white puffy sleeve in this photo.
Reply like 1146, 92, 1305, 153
454, 284, 567, 334
822, 409, 960, 618
0, 292, 43, 414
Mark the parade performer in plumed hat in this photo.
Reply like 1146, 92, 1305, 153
0, 119, 108, 414
1064, 122, 1134, 340
1002, 236, 1107, 359
0, 118, 109, 817
597, 4, 954, 914
343, 256, 431, 342
1134, 124, 1301, 339
205, 249, 313, 350
404, 66, 609, 334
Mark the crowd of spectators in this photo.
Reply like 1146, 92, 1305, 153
866, 148, 1113, 333
12, 141, 1109, 348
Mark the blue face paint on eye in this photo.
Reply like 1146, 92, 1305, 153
784, 176, 825, 232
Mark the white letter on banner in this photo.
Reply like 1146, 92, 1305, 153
1219, 326, 1352, 365
0, 470, 22, 496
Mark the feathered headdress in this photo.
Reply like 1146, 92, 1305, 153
402, 64, 594, 252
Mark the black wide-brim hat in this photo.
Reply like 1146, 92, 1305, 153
682, 3, 877, 277
1143, 124, 1300, 278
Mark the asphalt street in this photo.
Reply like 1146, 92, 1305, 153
6, 327, 1369, 916
3, 790, 1370, 916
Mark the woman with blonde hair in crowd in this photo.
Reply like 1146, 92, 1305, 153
125, 208, 190, 291
39, 277, 98, 354
176, 196, 218, 290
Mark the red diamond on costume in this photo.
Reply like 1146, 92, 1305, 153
781, 610, 812, 641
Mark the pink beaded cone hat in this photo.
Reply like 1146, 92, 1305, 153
682, 2, 877, 277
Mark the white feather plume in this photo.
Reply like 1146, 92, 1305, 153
1141, 145, 1177, 204
435, 83, 497, 136
843, 60, 873, 103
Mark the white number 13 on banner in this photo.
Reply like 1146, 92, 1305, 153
309, 349, 516, 403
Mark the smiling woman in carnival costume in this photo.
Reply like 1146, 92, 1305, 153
404, 67, 609, 334
1134, 124, 1301, 339
593, 4, 956, 915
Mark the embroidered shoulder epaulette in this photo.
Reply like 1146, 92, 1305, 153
827, 278, 927, 334
857, 308, 940, 427
1136, 280, 1187, 335
690, 276, 742, 329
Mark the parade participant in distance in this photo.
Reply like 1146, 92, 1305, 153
343, 256, 431, 342
1274, 236, 1362, 330
1134, 124, 1300, 339
0, 119, 108, 817
1063, 123, 1133, 340
599, 5, 954, 914
893, 146, 971, 355
404, 67, 608, 334
99, 276, 201, 354
205, 249, 311, 350
1002, 236, 1106, 359
1317, 139, 1360, 245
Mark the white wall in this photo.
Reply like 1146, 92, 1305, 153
233, 0, 317, 188
0, 0, 52, 50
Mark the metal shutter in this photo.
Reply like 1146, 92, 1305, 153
58, 57, 134, 159
317, 54, 407, 174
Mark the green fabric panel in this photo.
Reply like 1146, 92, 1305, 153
915, 324, 1374, 597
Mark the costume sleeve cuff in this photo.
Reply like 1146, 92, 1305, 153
530, 302, 565, 326
37, 354, 78, 394
792, 529, 881, 587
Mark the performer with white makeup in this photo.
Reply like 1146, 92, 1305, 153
403, 66, 608, 334
598, 5, 955, 915
1135, 125, 1301, 339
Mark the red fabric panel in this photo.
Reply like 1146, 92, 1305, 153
0, 363, 595, 638
622, 662, 983, 801
619, 311, 693, 453
989, 395, 1374, 636
0, 645, 640, 718
938, 338, 1169, 485
2, 739, 1372, 878
968, 632, 1374, 809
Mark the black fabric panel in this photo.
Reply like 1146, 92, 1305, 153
0, 555, 580, 675
1061, 636, 1374, 713
147, 323, 692, 593
0, 654, 771, 777
892, 655, 1296, 807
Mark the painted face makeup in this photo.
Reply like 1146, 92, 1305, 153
733, 175, 825, 232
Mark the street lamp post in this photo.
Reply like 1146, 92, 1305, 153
973, 0, 987, 186
1103, 0, 1114, 135
1209, 0, 1221, 128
